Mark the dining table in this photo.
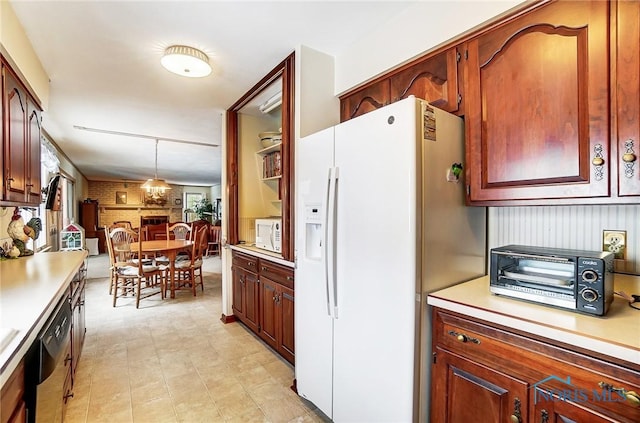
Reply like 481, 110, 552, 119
137, 239, 193, 299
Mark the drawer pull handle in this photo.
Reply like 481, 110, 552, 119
510, 397, 522, 423
598, 382, 640, 407
447, 330, 480, 345
540, 409, 548, 423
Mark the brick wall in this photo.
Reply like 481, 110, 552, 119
86, 181, 185, 228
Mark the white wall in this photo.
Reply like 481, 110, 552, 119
0, 1, 49, 108
334, 0, 525, 94
489, 205, 640, 275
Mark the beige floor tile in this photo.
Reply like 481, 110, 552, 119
66, 256, 321, 423
85, 391, 132, 422
132, 397, 177, 423
130, 378, 171, 404
204, 375, 247, 402
224, 407, 271, 423
214, 389, 261, 420
173, 395, 222, 422
260, 395, 312, 423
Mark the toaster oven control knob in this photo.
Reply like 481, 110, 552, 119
581, 270, 599, 282
581, 289, 599, 302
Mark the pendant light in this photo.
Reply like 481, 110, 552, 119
141, 140, 172, 194
161, 45, 211, 78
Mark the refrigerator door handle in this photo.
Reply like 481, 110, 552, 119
326, 166, 339, 319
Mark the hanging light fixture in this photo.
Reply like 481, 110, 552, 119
161, 45, 211, 77
141, 140, 172, 195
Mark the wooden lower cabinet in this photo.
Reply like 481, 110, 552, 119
532, 388, 621, 423
431, 348, 528, 423
1, 361, 25, 423
231, 251, 294, 364
431, 308, 640, 423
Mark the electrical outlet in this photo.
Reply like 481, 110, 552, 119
602, 230, 626, 260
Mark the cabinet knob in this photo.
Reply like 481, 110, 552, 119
623, 153, 637, 163
509, 415, 521, 423
591, 157, 604, 166
456, 334, 467, 343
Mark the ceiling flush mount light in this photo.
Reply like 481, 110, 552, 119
161, 45, 211, 77
141, 140, 172, 201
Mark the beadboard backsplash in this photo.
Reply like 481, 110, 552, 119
488, 204, 640, 275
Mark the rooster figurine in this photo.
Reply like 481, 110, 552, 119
7, 208, 42, 256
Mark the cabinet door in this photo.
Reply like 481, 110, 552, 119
390, 48, 461, 113
431, 348, 529, 423
3, 68, 27, 203
465, 1, 609, 203
532, 389, 621, 423
259, 276, 278, 351
231, 265, 246, 319
71, 285, 86, 381
340, 79, 390, 122
26, 100, 41, 205
243, 270, 260, 333
278, 284, 294, 364
617, 0, 640, 197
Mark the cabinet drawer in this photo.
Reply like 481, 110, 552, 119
434, 310, 640, 421
232, 252, 258, 272
259, 260, 294, 289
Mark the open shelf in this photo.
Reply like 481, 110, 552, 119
256, 142, 282, 156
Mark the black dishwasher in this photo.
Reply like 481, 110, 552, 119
24, 295, 72, 423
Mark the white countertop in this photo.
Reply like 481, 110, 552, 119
0, 250, 87, 387
230, 244, 294, 268
427, 273, 640, 367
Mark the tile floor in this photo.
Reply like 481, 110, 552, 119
65, 254, 329, 423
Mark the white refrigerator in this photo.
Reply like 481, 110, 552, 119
295, 96, 486, 422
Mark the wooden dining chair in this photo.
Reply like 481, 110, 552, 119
111, 220, 134, 230
206, 225, 221, 257
167, 222, 192, 241
107, 227, 167, 308
170, 225, 207, 297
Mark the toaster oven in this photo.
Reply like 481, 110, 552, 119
490, 245, 614, 316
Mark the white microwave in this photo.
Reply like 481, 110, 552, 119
255, 218, 282, 253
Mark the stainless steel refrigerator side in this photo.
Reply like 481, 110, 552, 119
417, 103, 487, 423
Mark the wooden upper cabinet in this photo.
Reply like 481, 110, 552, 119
616, 0, 640, 197
3, 67, 28, 203
27, 98, 42, 204
340, 47, 462, 122
340, 79, 390, 121
390, 47, 461, 114
464, 1, 610, 204
2, 59, 42, 206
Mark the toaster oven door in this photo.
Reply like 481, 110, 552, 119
491, 253, 577, 309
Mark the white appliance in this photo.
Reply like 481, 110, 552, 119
255, 218, 282, 253
295, 96, 486, 422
